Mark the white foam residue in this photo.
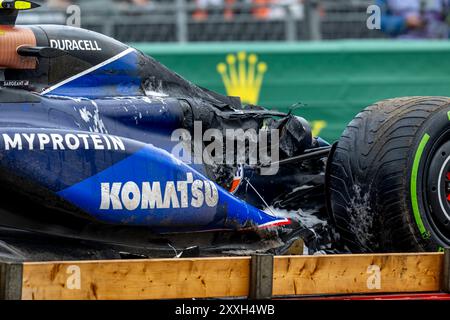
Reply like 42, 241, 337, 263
142, 97, 153, 104
90, 100, 109, 134
77, 100, 109, 134
145, 90, 169, 98
45, 95, 87, 103
347, 184, 373, 250
79, 107, 92, 123
263, 206, 327, 229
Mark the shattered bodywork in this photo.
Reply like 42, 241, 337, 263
0, 3, 336, 261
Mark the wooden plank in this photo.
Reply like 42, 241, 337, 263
273, 253, 444, 297
444, 248, 450, 293
19, 253, 445, 300
22, 257, 250, 300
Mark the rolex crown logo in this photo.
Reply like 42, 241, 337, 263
217, 52, 267, 105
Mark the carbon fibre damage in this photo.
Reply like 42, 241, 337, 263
0, 13, 337, 260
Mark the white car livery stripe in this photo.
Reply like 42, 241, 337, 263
258, 218, 291, 229
41, 47, 136, 95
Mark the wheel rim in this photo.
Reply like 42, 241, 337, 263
438, 157, 450, 222
426, 139, 450, 241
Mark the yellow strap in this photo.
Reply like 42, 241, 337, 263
0, 1, 35, 10
15, 1, 32, 10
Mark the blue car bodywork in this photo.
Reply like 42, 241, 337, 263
0, 2, 331, 260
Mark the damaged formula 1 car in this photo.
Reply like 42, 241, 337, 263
0, 1, 449, 261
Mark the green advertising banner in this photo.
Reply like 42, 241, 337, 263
134, 40, 450, 142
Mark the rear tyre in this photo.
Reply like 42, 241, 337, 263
328, 97, 450, 253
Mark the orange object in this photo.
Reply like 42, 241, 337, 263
192, 9, 208, 21
252, 0, 270, 19
0, 25, 37, 70
193, 0, 208, 21
229, 177, 241, 193
224, 0, 235, 20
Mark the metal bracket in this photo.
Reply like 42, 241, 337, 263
0, 262, 23, 300
249, 254, 273, 300
444, 248, 450, 293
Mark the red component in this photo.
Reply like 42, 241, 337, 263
446, 172, 450, 201
258, 219, 291, 229
229, 178, 241, 193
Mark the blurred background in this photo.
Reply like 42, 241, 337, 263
15, 0, 450, 141
18, 0, 376, 41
